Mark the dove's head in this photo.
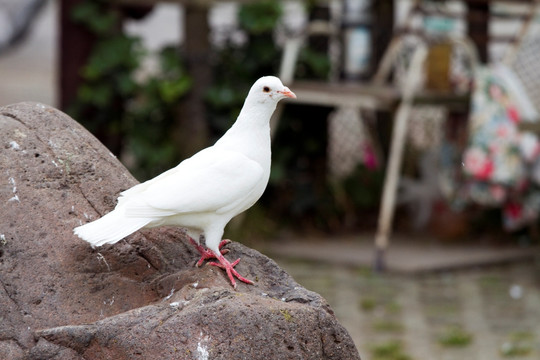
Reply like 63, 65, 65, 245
248, 76, 296, 105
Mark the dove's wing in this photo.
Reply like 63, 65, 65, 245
123, 149, 265, 218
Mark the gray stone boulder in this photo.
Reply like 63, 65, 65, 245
0, 102, 360, 359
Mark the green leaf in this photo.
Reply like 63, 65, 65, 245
71, 2, 100, 24
117, 73, 137, 96
159, 77, 192, 103
71, 2, 118, 36
239, 2, 282, 34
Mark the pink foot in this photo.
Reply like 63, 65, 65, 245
209, 254, 254, 289
189, 238, 230, 267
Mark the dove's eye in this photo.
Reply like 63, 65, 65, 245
263, 86, 270, 93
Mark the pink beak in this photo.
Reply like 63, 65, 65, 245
278, 87, 296, 99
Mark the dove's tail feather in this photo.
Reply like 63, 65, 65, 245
74, 208, 151, 247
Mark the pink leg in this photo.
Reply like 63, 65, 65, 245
209, 254, 254, 289
189, 238, 230, 267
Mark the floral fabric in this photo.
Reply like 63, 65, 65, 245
461, 65, 540, 230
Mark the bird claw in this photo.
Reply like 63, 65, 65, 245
189, 238, 231, 267
188, 238, 251, 288
209, 255, 253, 288
219, 239, 232, 247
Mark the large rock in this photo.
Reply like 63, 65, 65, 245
0, 102, 360, 359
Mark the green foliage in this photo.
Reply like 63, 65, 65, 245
371, 341, 413, 360
76, 35, 142, 114
83, 36, 142, 82
373, 320, 404, 333
68, 2, 191, 179
359, 297, 376, 312
126, 47, 192, 179
70, 2, 118, 36
238, 1, 282, 34
295, 47, 331, 79
205, 1, 284, 148
279, 309, 294, 322
206, 3, 282, 126
500, 332, 533, 357
438, 326, 473, 347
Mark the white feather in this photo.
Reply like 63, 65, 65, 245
73, 206, 151, 246
125, 150, 264, 217
74, 76, 295, 256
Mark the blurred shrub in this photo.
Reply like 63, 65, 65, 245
125, 46, 192, 179
68, 1, 191, 179
206, 1, 283, 138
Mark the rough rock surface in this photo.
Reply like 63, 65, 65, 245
0, 102, 360, 359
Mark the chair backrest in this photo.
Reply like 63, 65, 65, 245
278, 1, 345, 85
506, 1, 540, 116
512, 35, 540, 116
373, 0, 479, 89
280, 0, 538, 97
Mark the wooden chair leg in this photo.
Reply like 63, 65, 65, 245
374, 96, 414, 271
373, 46, 428, 271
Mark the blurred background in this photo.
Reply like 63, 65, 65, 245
2, 0, 540, 358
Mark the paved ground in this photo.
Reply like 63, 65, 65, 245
266, 239, 540, 360
264, 234, 539, 273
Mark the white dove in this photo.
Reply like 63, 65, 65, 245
74, 76, 296, 288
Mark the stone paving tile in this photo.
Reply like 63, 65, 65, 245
273, 258, 540, 360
